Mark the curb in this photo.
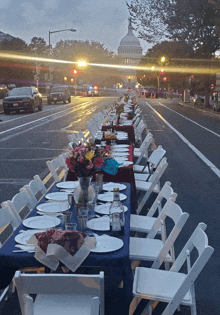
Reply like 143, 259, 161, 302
178, 101, 220, 120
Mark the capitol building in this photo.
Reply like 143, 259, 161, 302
117, 19, 143, 88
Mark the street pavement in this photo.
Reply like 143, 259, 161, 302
0, 96, 220, 314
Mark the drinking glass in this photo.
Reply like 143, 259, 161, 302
65, 222, 77, 231
96, 173, 103, 192
77, 207, 89, 232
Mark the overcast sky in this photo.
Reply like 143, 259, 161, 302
0, 0, 152, 54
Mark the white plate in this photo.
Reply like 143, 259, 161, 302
45, 192, 69, 202
15, 230, 42, 245
95, 203, 128, 215
91, 235, 124, 253
56, 181, 79, 189
113, 152, 129, 157
97, 192, 127, 202
36, 202, 70, 213
23, 216, 61, 229
113, 145, 129, 148
119, 161, 133, 167
87, 216, 110, 231
103, 183, 127, 191
114, 157, 129, 163
112, 148, 129, 152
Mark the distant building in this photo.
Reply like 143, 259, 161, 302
117, 19, 143, 88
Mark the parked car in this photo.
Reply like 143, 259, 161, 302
3, 86, 43, 115
47, 86, 71, 104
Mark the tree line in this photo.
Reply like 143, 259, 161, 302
0, 36, 123, 89
127, 0, 220, 103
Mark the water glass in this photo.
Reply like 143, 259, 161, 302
65, 222, 77, 231
63, 211, 72, 226
96, 173, 103, 192
77, 207, 89, 232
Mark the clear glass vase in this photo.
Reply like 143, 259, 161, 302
74, 176, 95, 210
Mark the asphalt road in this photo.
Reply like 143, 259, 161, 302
0, 96, 116, 204
138, 98, 220, 314
0, 96, 219, 314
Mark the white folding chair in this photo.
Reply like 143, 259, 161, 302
14, 271, 104, 315
68, 132, 81, 145
0, 206, 16, 302
130, 181, 177, 233
134, 145, 166, 174
20, 175, 47, 207
1, 189, 35, 223
129, 199, 189, 269
132, 223, 214, 315
134, 132, 153, 160
134, 120, 146, 144
76, 130, 88, 145
136, 157, 168, 214
46, 153, 68, 183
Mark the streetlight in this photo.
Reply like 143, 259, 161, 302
161, 56, 166, 63
72, 69, 78, 96
49, 28, 77, 47
48, 28, 77, 83
77, 60, 87, 67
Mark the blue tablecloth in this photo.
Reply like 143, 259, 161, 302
0, 182, 133, 297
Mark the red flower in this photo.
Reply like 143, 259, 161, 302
93, 157, 104, 168
65, 157, 76, 170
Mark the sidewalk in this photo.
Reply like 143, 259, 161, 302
177, 98, 220, 119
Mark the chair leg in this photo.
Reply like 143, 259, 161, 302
141, 300, 154, 315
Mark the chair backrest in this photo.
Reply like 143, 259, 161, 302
135, 133, 153, 164
46, 154, 68, 183
20, 175, 47, 207
76, 131, 88, 145
148, 199, 189, 269
0, 205, 15, 247
68, 133, 80, 145
162, 223, 214, 315
137, 157, 169, 214
14, 271, 105, 315
2, 189, 34, 223
147, 181, 177, 217
146, 145, 166, 172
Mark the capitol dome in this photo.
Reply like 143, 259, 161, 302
117, 19, 143, 62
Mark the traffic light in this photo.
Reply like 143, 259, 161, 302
163, 77, 167, 81
93, 86, 98, 90
72, 69, 78, 76
71, 78, 74, 83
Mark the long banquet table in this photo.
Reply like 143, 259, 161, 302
0, 182, 133, 299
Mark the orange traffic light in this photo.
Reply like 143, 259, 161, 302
72, 69, 78, 76
163, 77, 167, 81
71, 78, 74, 83
93, 86, 98, 90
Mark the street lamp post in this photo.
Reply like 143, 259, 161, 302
48, 28, 77, 83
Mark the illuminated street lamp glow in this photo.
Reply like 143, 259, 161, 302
161, 56, 166, 62
77, 60, 87, 67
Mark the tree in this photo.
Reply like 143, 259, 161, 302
51, 40, 124, 87
127, 0, 220, 56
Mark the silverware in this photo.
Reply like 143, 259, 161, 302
13, 249, 35, 253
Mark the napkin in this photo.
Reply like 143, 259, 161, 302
101, 159, 123, 175
28, 229, 96, 272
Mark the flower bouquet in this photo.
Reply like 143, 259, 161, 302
65, 144, 107, 177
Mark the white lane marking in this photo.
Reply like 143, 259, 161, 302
146, 101, 220, 178
0, 158, 56, 161
158, 101, 220, 138
0, 179, 31, 185
0, 100, 90, 132
0, 147, 67, 151
0, 107, 72, 135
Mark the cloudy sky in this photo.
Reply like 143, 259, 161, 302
0, 0, 152, 54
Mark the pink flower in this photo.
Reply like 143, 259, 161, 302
86, 163, 94, 170
93, 157, 104, 168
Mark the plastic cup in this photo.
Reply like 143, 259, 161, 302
96, 173, 103, 192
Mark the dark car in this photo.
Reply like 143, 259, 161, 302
3, 86, 43, 115
47, 86, 71, 104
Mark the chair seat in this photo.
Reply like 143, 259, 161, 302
130, 214, 161, 234
129, 237, 172, 262
34, 294, 98, 315
135, 180, 160, 193
134, 173, 150, 181
133, 267, 192, 305
133, 165, 149, 173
